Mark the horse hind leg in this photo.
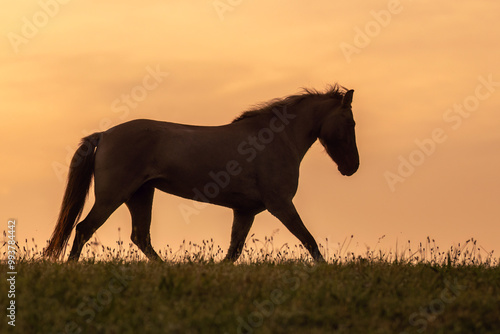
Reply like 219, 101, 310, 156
68, 201, 121, 261
125, 184, 162, 261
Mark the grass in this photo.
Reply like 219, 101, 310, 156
1, 234, 499, 334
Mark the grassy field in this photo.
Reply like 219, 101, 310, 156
1, 237, 499, 334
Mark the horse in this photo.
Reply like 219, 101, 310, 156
44, 85, 359, 262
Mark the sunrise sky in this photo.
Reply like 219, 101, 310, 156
1, 1, 499, 259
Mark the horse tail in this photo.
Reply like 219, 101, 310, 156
45, 133, 102, 260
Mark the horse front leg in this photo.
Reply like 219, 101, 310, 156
224, 209, 256, 262
265, 200, 325, 262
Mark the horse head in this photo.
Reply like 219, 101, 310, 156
318, 90, 359, 176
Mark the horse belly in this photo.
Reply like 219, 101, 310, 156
152, 159, 263, 210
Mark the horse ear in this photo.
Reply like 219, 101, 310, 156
342, 90, 354, 106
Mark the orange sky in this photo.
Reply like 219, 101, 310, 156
1, 1, 499, 259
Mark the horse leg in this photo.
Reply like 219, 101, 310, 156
224, 209, 256, 262
125, 184, 162, 261
265, 201, 325, 262
68, 201, 120, 261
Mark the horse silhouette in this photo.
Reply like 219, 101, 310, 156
45, 85, 359, 262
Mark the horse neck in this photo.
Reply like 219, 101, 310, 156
282, 96, 333, 161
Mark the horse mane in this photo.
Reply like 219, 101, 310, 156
232, 84, 347, 123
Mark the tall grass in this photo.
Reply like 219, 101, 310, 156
1, 231, 499, 334
1, 229, 497, 266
